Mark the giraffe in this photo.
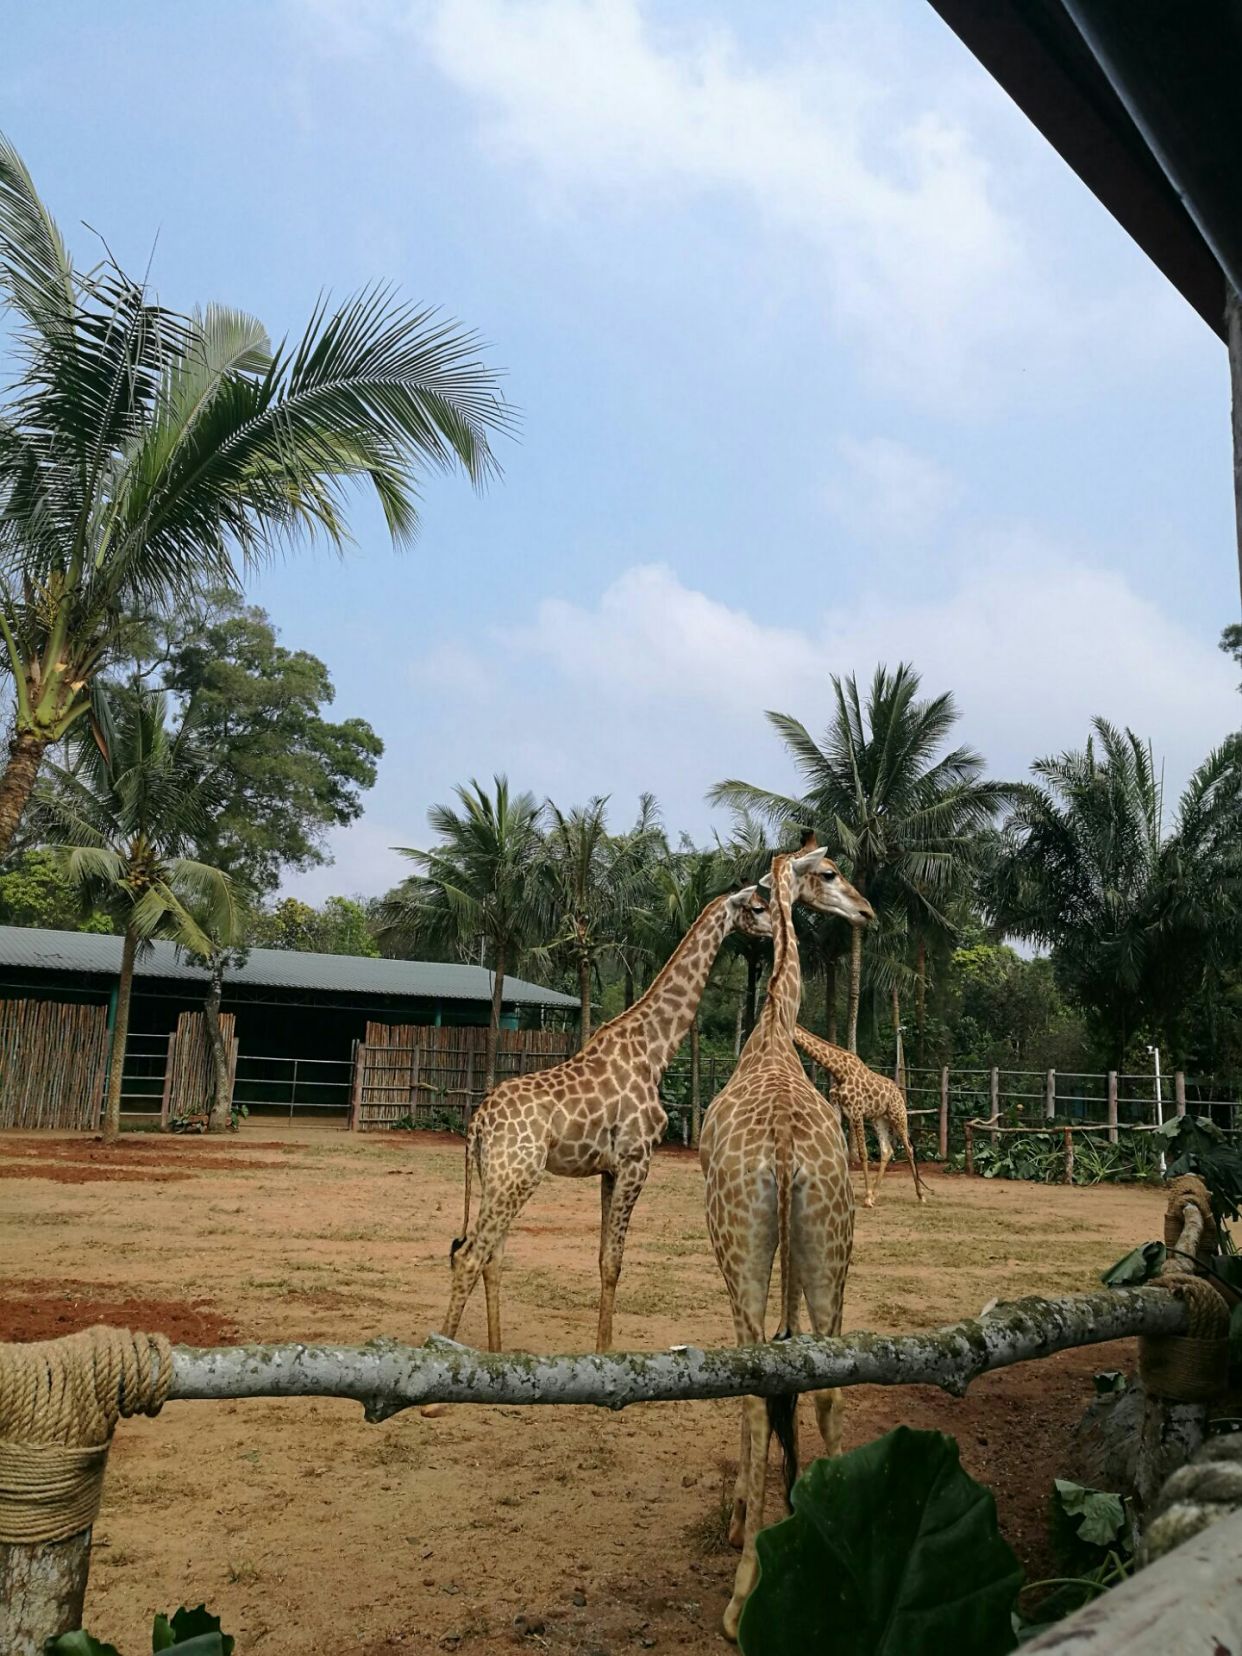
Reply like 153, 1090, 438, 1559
794, 1026, 929, 1208
431, 850, 868, 1366
700, 851, 867, 1641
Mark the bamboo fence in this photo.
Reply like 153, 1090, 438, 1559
159, 1010, 239, 1127
353, 1022, 574, 1129
0, 997, 110, 1131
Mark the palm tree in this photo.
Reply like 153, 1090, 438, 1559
710, 663, 1009, 1052
0, 135, 511, 855
32, 687, 235, 1142
375, 777, 548, 1091
984, 719, 1242, 1068
541, 795, 665, 1046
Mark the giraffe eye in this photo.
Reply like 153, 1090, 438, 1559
822, 870, 837, 882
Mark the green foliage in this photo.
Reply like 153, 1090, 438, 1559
1052, 1480, 1126, 1550
963, 1129, 1162, 1188
1013, 1481, 1133, 1639
1101, 1240, 1166, 1287
0, 131, 510, 859
142, 590, 382, 897
737, 1427, 1021, 1656
941, 943, 1088, 1073
251, 895, 379, 957
984, 719, 1242, 1067
0, 848, 113, 932
48, 1604, 233, 1656
1160, 1113, 1242, 1239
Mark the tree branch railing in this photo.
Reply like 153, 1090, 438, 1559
0, 1286, 1198, 1654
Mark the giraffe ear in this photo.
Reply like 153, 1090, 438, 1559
792, 849, 828, 876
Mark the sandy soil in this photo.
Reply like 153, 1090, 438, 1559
0, 1125, 1167, 1654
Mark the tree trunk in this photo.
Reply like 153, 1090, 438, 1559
623, 964, 635, 1009
577, 955, 592, 1050
734, 982, 744, 1058
891, 982, 906, 1092
825, 956, 838, 1043
847, 926, 862, 1054
102, 927, 137, 1143
744, 954, 759, 1038
485, 947, 506, 1094
0, 730, 46, 860
689, 1016, 702, 1147
204, 956, 233, 1133
1228, 283, 1242, 610
915, 935, 927, 1068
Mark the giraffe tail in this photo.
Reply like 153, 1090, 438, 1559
451, 1117, 480, 1257
767, 1126, 799, 1500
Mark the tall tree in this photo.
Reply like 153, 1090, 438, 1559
376, 777, 548, 1091
130, 590, 383, 896
31, 688, 234, 1141
251, 895, 379, 957
984, 719, 1242, 1068
541, 795, 665, 1046
0, 134, 510, 855
710, 663, 1008, 1052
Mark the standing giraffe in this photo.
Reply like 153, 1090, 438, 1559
794, 1026, 928, 1207
700, 852, 867, 1641
433, 850, 868, 1362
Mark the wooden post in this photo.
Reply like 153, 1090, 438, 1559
159, 1030, 175, 1129
989, 1067, 999, 1150
1175, 1070, 1187, 1117
0, 1530, 94, 1656
464, 1047, 475, 1134
348, 1042, 365, 1131
1108, 1070, 1119, 1144
938, 1066, 949, 1161
1045, 1069, 1056, 1121
1063, 1125, 1075, 1184
964, 1120, 975, 1178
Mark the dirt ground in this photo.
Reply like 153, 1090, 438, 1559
0, 1125, 1167, 1654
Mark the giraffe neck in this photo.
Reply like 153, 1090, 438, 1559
794, 1028, 858, 1083
755, 857, 800, 1046
621, 894, 734, 1073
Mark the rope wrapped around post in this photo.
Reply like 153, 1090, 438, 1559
1137, 1176, 1230, 1404
0, 1326, 172, 1545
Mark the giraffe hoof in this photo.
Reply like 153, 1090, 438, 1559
727, 1519, 745, 1551
863, 1197, 875, 1209
722, 1599, 743, 1642
420, 1403, 450, 1419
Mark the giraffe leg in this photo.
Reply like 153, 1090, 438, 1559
872, 1119, 893, 1204
851, 1113, 874, 1208
482, 1238, 507, 1353
727, 1410, 750, 1549
800, 1258, 848, 1460
595, 1157, 650, 1353
899, 1119, 927, 1202
439, 1159, 542, 1344
723, 1295, 774, 1643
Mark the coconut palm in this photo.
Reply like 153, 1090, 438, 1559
375, 777, 548, 1091
0, 134, 511, 854
984, 719, 1242, 1067
710, 663, 1009, 1052
541, 795, 665, 1046
31, 687, 235, 1142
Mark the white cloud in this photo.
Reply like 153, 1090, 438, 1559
290, 545, 1236, 900
367, 0, 1184, 409
823, 437, 962, 543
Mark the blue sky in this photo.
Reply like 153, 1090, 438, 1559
4, 0, 1238, 899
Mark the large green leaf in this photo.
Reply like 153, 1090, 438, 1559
1100, 1240, 1165, 1286
737, 1427, 1022, 1656
46, 1635, 121, 1656
152, 1606, 233, 1655
1052, 1480, 1125, 1548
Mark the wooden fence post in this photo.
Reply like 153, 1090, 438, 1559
939, 1066, 949, 1161
348, 1042, 365, 1131
464, 1048, 475, 1133
1175, 1070, 1187, 1117
1045, 1069, 1056, 1121
159, 1031, 175, 1129
965, 1121, 974, 1177
1108, 1070, 1119, 1144
1063, 1126, 1074, 1184
989, 1067, 999, 1150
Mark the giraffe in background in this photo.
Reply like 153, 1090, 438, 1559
794, 1026, 929, 1207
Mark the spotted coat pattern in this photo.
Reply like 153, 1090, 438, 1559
793, 1027, 928, 1208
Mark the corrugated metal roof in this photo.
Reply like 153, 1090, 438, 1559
0, 925, 579, 1008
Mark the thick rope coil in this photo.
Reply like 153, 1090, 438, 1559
1141, 1436, 1242, 1563
0, 1326, 172, 1544
1139, 1176, 1230, 1403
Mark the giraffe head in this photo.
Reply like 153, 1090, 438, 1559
761, 831, 875, 926
726, 883, 773, 939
